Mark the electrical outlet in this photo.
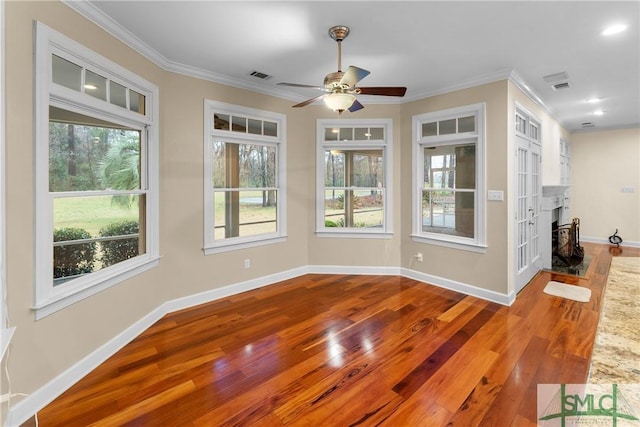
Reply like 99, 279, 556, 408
244, 259, 251, 269
415, 253, 423, 262
621, 186, 635, 193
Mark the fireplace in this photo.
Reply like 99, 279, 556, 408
541, 185, 571, 269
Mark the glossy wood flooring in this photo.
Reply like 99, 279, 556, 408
25, 243, 638, 426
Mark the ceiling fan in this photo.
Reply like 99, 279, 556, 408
278, 26, 407, 114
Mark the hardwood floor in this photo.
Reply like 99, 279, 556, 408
23, 243, 638, 426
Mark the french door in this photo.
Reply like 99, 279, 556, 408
514, 110, 542, 293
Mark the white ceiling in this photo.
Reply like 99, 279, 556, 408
75, 1, 639, 132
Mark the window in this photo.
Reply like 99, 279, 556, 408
203, 100, 286, 254
412, 104, 486, 251
34, 22, 159, 319
316, 119, 393, 237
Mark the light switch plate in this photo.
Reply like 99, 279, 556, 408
488, 190, 504, 201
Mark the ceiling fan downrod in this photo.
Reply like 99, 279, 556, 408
329, 26, 349, 73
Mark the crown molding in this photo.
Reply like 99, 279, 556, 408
62, 1, 301, 102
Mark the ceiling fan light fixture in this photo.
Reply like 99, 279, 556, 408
324, 92, 356, 112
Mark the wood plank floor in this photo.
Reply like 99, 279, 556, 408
23, 243, 638, 426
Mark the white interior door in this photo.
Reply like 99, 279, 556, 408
515, 113, 542, 293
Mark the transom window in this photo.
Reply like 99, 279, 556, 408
204, 101, 286, 254
34, 22, 159, 319
316, 119, 393, 237
412, 103, 486, 251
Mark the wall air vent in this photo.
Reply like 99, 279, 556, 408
581, 122, 595, 128
551, 82, 571, 91
249, 70, 272, 80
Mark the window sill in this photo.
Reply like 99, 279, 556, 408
316, 230, 393, 239
32, 256, 160, 320
411, 234, 487, 253
203, 235, 287, 255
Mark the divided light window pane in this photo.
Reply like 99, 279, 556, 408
52, 54, 82, 91
232, 116, 246, 132
458, 116, 475, 133
422, 122, 437, 137
110, 81, 127, 109
214, 114, 230, 131
85, 70, 107, 101
439, 118, 457, 135
264, 121, 277, 137
129, 89, 145, 115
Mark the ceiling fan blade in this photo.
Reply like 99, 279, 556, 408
278, 82, 326, 91
340, 66, 370, 88
348, 99, 365, 112
292, 94, 325, 108
357, 87, 407, 97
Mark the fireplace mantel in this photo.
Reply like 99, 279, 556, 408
542, 185, 571, 197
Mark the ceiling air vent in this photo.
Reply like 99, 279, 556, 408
552, 81, 571, 91
543, 71, 571, 91
581, 122, 595, 128
249, 70, 272, 80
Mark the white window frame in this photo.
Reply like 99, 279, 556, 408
0, 0, 14, 359
203, 100, 287, 254
34, 22, 160, 320
316, 118, 393, 238
411, 103, 486, 252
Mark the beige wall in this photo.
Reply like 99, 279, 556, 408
400, 81, 510, 294
571, 128, 640, 244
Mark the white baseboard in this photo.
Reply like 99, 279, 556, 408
581, 235, 640, 248
4, 264, 509, 426
401, 267, 515, 306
